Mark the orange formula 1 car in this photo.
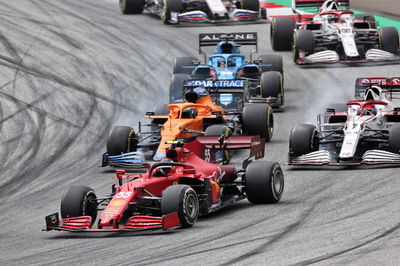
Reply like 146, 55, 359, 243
102, 85, 273, 166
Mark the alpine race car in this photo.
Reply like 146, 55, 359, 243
119, 0, 266, 24
270, 0, 400, 64
102, 83, 273, 165
45, 136, 284, 232
171, 32, 284, 108
289, 77, 400, 166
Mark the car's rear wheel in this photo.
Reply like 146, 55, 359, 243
161, 0, 184, 24
161, 185, 199, 228
61, 186, 97, 224
119, 0, 146, 14
389, 124, 400, 153
271, 17, 296, 51
169, 73, 191, 103
293, 30, 314, 63
242, 104, 274, 142
107, 126, 137, 156
258, 54, 283, 74
246, 161, 284, 204
205, 125, 232, 164
239, 0, 259, 11
289, 124, 319, 156
260, 71, 283, 104
379, 27, 400, 54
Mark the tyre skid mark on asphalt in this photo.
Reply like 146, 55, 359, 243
291, 222, 400, 266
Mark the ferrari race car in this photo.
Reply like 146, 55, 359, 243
289, 77, 400, 166
102, 83, 274, 165
171, 32, 284, 108
45, 136, 284, 232
119, 0, 266, 24
270, 0, 400, 64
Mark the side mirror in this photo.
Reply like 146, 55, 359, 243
326, 108, 335, 113
146, 112, 155, 116
253, 59, 262, 64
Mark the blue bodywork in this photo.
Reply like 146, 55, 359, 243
192, 40, 266, 80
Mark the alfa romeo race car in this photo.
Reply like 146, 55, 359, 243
119, 0, 266, 24
102, 83, 273, 165
271, 0, 400, 64
289, 77, 400, 166
170, 32, 284, 108
45, 136, 284, 232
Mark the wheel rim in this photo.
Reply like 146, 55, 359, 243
185, 194, 198, 218
161, 2, 168, 22
272, 170, 283, 195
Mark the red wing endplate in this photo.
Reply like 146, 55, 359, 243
45, 212, 180, 232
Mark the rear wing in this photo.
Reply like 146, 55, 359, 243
292, 0, 350, 9
183, 79, 247, 111
186, 135, 265, 168
354, 77, 400, 99
199, 32, 257, 61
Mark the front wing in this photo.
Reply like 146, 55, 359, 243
45, 212, 180, 232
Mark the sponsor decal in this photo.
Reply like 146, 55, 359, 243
220, 94, 233, 106
200, 33, 256, 41
185, 80, 245, 88
359, 78, 388, 86
111, 200, 124, 207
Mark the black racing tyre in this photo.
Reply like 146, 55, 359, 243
271, 17, 296, 51
379, 27, 400, 55
293, 30, 314, 63
119, 0, 145, 14
389, 124, 400, 153
242, 104, 274, 142
107, 126, 137, 156
355, 14, 376, 28
260, 71, 283, 100
161, 185, 199, 228
240, 0, 259, 11
205, 125, 232, 164
258, 54, 283, 74
169, 73, 191, 103
289, 124, 319, 156
161, 0, 184, 24
173, 57, 197, 75
61, 186, 97, 224
245, 161, 284, 204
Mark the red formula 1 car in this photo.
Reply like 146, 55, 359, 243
45, 135, 284, 232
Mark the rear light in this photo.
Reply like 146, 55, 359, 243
237, 68, 244, 78
210, 68, 216, 78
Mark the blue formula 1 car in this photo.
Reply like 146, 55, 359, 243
169, 32, 285, 109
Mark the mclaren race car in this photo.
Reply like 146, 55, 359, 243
289, 77, 400, 166
45, 136, 284, 232
271, 0, 400, 64
102, 84, 273, 166
119, 0, 266, 24
171, 32, 284, 108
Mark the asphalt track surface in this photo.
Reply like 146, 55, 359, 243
1, 1, 400, 265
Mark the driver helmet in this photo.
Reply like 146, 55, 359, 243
217, 58, 226, 67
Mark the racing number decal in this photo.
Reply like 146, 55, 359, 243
116, 192, 132, 199
204, 149, 211, 162
340, 28, 351, 34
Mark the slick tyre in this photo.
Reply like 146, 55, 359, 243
61, 186, 97, 224
289, 124, 319, 156
271, 17, 296, 51
205, 125, 233, 163
107, 126, 137, 156
119, 0, 145, 14
242, 104, 274, 142
240, 0, 259, 11
379, 27, 400, 54
260, 71, 283, 102
258, 54, 283, 74
293, 30, 314, 63
161, 0, 183, 24
246, 161, 284, 204
169, 73, 191, 103
161, 185, 199, 228
389, 124, 400, 153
